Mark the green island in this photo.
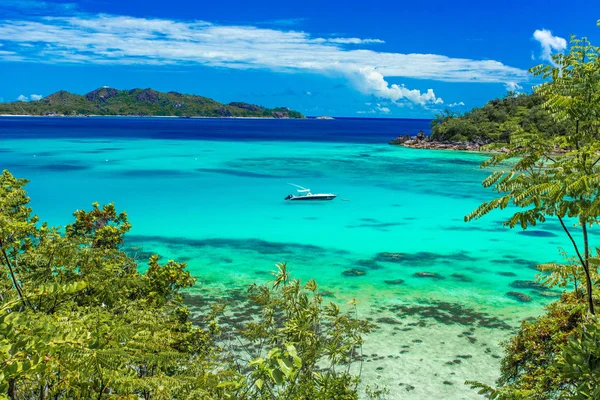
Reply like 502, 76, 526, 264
390, 92, 572, 151
3, 26, 600, 400
0, 87, 305, 119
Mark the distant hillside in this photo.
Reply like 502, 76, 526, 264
430, 93, 570, 144
0, 87, 304, 119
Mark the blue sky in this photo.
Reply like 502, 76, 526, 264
0, 0, 598, 117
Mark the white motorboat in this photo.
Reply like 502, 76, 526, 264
284, 184, 337, 201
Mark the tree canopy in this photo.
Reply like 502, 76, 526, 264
0, 170, 374, 400
466, 30, 600, 399
430, 93, 571, 144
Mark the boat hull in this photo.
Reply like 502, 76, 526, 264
286, 194, 337, 201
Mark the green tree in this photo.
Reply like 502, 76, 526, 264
465, 35, 600, 315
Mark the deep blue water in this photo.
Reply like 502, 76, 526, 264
0, 116, 431, 143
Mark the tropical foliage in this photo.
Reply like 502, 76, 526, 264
466, 29, 600, 399
0, 170, 372, 399
430, 93, 571, 144
0, 87, 304, 118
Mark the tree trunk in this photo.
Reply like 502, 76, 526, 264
581, 218, 595, 315
8, 379, 15, 399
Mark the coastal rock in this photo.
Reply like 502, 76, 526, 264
414, 272, 445, 280
389, 134, 410, 145
506, 291, 532, 302
388, 136, 485, 151
384, 279, 405, 285
342, 269, 367, 277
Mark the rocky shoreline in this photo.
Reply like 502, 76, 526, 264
389, 132, 485, 151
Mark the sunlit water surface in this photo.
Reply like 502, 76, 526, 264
0, 117, 569, 398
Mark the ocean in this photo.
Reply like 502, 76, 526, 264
0, 116, 566, 398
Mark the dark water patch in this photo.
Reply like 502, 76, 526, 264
383, 279, 405, 285
117, 169, 193, 178
375, 251, 476, 266
304, 217, 319, 220
80, 147, 123, 154
127, 234, 348, 257
506, 291, 532, 302
510, 280, 545, 290
32, 151, 59, 157
35, 163, 90, 171
0, 162, 30, 170
442, 225, 506, 233
497, 271, 517, 277
376, 317, 401, 325
498, 256, 540, 269
342, 269, 367, 277
347, 221, 406, 230
450, 273, 473, 282
0, 148, 12, 153
414, 272, 445, 280
388, 300, 512, 329
196, 168, 284, 178
357, 259, 383, 270
518, 230, 557, 238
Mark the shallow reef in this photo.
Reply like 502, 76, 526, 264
342, 269, 367, 277
506, 291, 532, 302
414, 272, 445, 280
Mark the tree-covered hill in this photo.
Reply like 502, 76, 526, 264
0, 87, 304, 118
430, 92, 571, 144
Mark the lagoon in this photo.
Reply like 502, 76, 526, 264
0, 116, 567, 398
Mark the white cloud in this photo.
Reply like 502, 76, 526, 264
0, 14, 528, 106
504, 81, 523, 91
30, 94, 43, 100
533, 29, 567, 62
17, 95, 28, 101
326, 38, 384, 44
377, 106, 391, 113
447, 102, 465, 107
345, 67, 443, 105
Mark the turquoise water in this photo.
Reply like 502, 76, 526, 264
0, 117, 568, 398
